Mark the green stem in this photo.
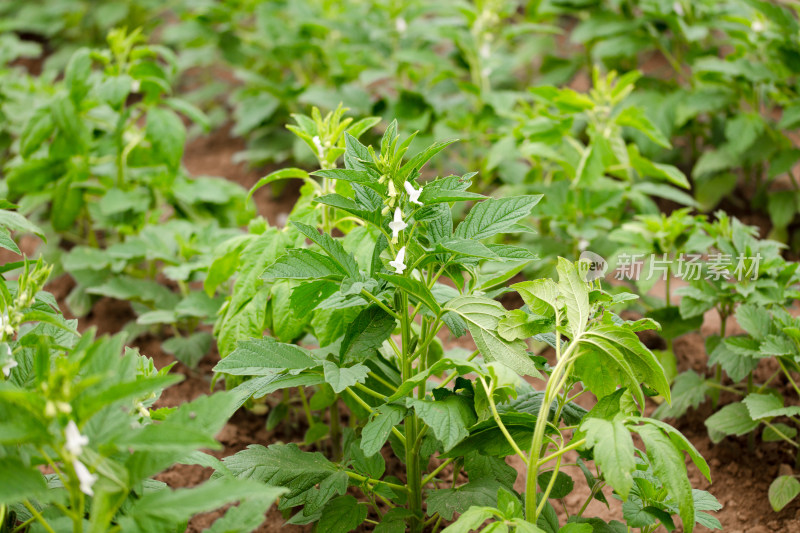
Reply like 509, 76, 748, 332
344, 387, 406, 444
537, 438, 587, 467
361, 289, 401, 320
480, 377, 529, 466
297, 387, 313, 427
353, 382, 389, 402
535, 455, 562, 517
400, 290, 423, 532
23, 501, 55, 533
346, 471, 409, 493
421, 458, 455, 486
525, 339, 579, 523
330, 399, 342, 462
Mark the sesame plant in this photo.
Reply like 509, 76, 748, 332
5, 27, 230, 243
652, 214, 800, 513
440, 260, 720, 532
211, 122, 717, 531
499, 68, 694, 276
0, 216, 285, 533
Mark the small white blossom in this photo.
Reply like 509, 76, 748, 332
672, 1, 684, 16
0, 312, 13, 336
480, 42, 491, 59
388, 208, 408, 243
2, 359, 16, 377
577, 239, 590, 252
752, 20, 765, 33
389, 247, 407, 275
312, 135, 325, 159
395, 17, 407, 33
388, 180, 398, 199
73, 459, 97, 496
404, 181, 423, 205
65, 420, 89, 456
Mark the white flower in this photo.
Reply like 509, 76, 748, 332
0, 312, 13, 336
389, 247, 407, 275
672, 1, 684, 16
752, 20, 765, 33
404, 181, 423, 205
312, 135, 325, 159
388, 208, 408, 243
395, 17, 407, 33
65, 420, 89, 456
388, 180, 398, 199
2, 359, 16, 377
73, 459, 97, 496
480, 42, 491, 59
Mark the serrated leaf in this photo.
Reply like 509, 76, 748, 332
455, 196, 542, 241
445, 296, 540, 377
361, 404, 406, 457
318, 495, 368, 533
292, 221, 360, 277
704, 402, 758, 443
262, 249, 345, 280
408, 395, 476, 452
339, 305, 395, 364
582, 417, 635, 499
214, 338, 319, 375
743, 393, 800, 419
769, 476, 800, 511
322, 361, 369, 393
556, 258, 590, 338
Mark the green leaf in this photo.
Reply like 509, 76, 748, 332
769, 476, 800, 511
292, 221, 360, 277
122, 479, 285, 530
400, 139, 458, 180
262, 249, 345, 280
445, 296, 540, 377
361, 404, 406, 457
318, 495, 368, 533
557, 258, 590, 338
634, 424, 694, 533
426, 480, 500, 520
0, 457, 46, 504
378, 274, 441, 315
323, 361, 369, 394
581, 417, 635, 499
537, 471, 575, 499
614, 107, 671, 148
312, 168, 374, 184
735, 304, 772, 340
704, 402, 758, 443
219, 443, 337, 502
214, 338, 319, 376
339, 305, 396, 364
631, 418, 711, 482
246, 168, 309, 203
763, 423, 798, 442
146, 107, 186, 169
454, 196, 542, 241
0, 210, 46, 240
513, 279, 560, 317
408, 395, 477, 452
743, 393, 800, 419
162, 331, 212, 369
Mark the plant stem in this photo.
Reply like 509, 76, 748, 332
401, 289, 423, 532
537, 438, 587, 467
361, 289, 401, 320
297, 387, 313, 427
330, 399, 342, 462
346, 471, 409, 493
23, 501, 55, 533
480, 377, 529, 466
525, 340, 579, 523
421, 458, 454, 487
343, 387, 406, 444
